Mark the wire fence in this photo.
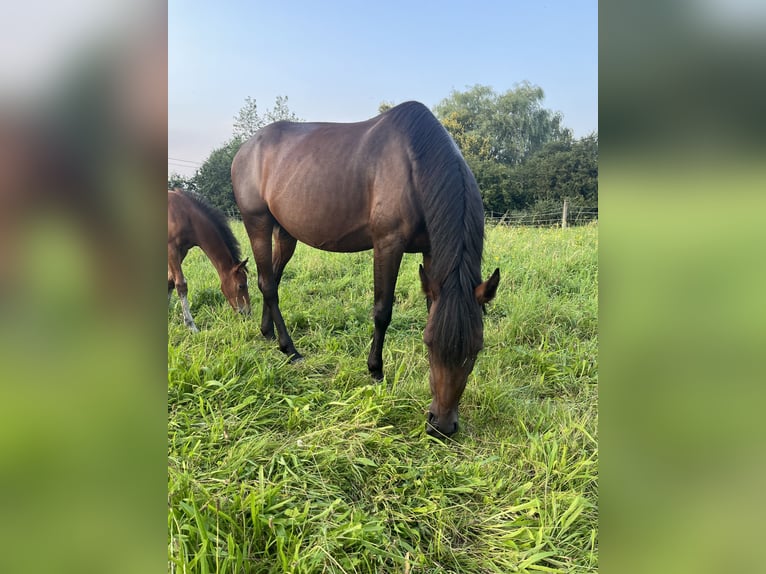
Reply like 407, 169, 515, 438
225, 202, 598, 227
487, 205, 598, 227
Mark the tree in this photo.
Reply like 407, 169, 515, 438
167, 172, 196, 192
510, 133, 598, 217
232, 95, 301, 141
192, 138, 242, 214
434, 83, 570, 167
193, 96, 302, 213
434, 83, 582, 215
266, 95, 300, 124
232, 96, 262, 142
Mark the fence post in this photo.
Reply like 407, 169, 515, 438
562, 198, 569, 228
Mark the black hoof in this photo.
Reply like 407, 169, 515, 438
370, 369, 384, 382
288, 352, 304, 364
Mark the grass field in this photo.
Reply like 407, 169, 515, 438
168, 221, 598, 573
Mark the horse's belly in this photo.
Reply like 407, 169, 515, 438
274, 209, 373, 253
302, 228, 374, 253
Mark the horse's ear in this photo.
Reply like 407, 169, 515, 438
236, 258, 249, 271
419, 264, 433, 299
475, 268, 500, 306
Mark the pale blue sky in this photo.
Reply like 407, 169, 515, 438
169, 0, 597, 176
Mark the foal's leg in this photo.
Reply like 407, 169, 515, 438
168, 247, 198, 332
260, 225, 298, 339
367, 241, 404, 381
244, 214, 301, 360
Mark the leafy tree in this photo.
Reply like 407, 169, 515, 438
506, 133, 598, 221
232, 95, 301, 141
378, 101, 395, 114
192, 138, 242, 214
167, 172, 196, 192
434, 84, 595, 217
232, 97, 263, 142
192, 96, 302, 214
266, 95, 301, 124
465, 158, 511, 215
435, 83, 570, 167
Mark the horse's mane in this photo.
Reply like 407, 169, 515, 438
180, 190, 242, 262
383, 102, 485, 364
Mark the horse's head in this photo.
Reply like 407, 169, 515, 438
221, 259, 251, 314
420, 266, 500, 440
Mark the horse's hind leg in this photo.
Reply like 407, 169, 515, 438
260, 225, 298, 339
243, 213, 301, 361
367, 241, 404, 381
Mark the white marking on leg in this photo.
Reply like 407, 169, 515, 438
180, 293, 199, 332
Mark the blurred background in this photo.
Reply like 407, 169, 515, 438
600, 1, 766, 573
1, 0, 764, 572
0, 1, 165, 572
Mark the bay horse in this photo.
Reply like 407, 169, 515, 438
167, 189, 251, 332
231, 101, 499, 438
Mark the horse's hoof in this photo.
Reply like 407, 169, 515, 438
288, 352, 304, 364
370, 369, 384, 382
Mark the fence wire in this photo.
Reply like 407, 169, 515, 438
226, 205, 598, 227
487, 207, 598, 227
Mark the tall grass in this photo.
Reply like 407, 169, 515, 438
168, 222, 598, 573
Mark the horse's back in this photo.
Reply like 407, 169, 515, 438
232, 110, 425, 252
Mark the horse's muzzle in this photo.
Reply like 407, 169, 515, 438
425, 412, 458, 440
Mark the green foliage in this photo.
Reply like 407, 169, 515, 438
192, 96, 303, 213
500, 134, 598, 218
168, 171, 196, 193
191, 90, 597, 222
435, 85, 597, 218
233, 95, 301, 142
435, 83, 570, 167
378, 101, 395, 114
168, 222, 598, 572
520, 134, 598, 205
192, 138, 243, 214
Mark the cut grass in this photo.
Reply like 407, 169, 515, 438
168, 222, 597, 573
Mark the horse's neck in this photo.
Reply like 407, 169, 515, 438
193, 214, 236, 277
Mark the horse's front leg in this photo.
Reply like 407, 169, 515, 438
168, 248, 198, 333
367, 243, 404, 381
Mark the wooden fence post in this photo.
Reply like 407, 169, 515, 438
562, 198, 569, 228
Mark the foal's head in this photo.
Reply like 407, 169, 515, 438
420, 266, 500, 439
221, 259, 251, 314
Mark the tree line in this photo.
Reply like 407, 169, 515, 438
169, 86, 597, 222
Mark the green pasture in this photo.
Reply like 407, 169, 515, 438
168, 222, 598, 573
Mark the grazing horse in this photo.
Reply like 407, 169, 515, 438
232, 101, 499, 438
167, 189, 251, 332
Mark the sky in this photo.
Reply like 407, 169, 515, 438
168, 0, 597, 177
